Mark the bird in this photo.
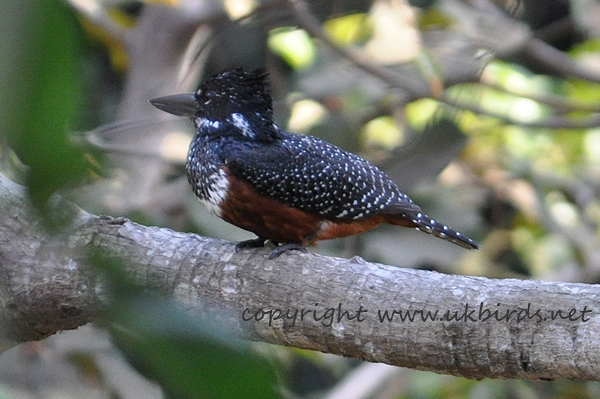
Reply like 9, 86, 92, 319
150, 68, 480, 259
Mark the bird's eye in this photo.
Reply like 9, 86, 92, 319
195, 88, 204, 99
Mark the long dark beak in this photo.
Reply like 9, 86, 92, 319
150, 93, 198, 117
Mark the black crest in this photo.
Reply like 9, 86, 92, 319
195, 68, 272, 121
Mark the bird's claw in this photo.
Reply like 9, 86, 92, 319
236, 237, 267, 250
268, 243, 307, 259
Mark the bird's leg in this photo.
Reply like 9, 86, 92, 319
236, 237, 267, 250
268, 242, 307, 259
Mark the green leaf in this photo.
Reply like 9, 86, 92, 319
0, 0, 88, 209
109, 302, 279, 399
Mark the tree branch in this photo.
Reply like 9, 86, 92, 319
1, 173, 599, 380
286, 0, 436, 99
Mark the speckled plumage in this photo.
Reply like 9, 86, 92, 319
224, 132, 418, 219
151, 68, 480, 257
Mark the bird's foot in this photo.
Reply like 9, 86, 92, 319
236, 238, 307, 259
236, 237, 267, 250
268, 242, 307, 259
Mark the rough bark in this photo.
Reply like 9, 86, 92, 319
0, 173, 599, 380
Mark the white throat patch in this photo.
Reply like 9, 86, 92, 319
196, 117, 222, 131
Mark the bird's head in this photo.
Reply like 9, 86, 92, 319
150, 68, 280, 142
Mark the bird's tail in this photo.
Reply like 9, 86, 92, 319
407, 212, 481, 250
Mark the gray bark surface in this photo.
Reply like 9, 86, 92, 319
0, 173, 598, 380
